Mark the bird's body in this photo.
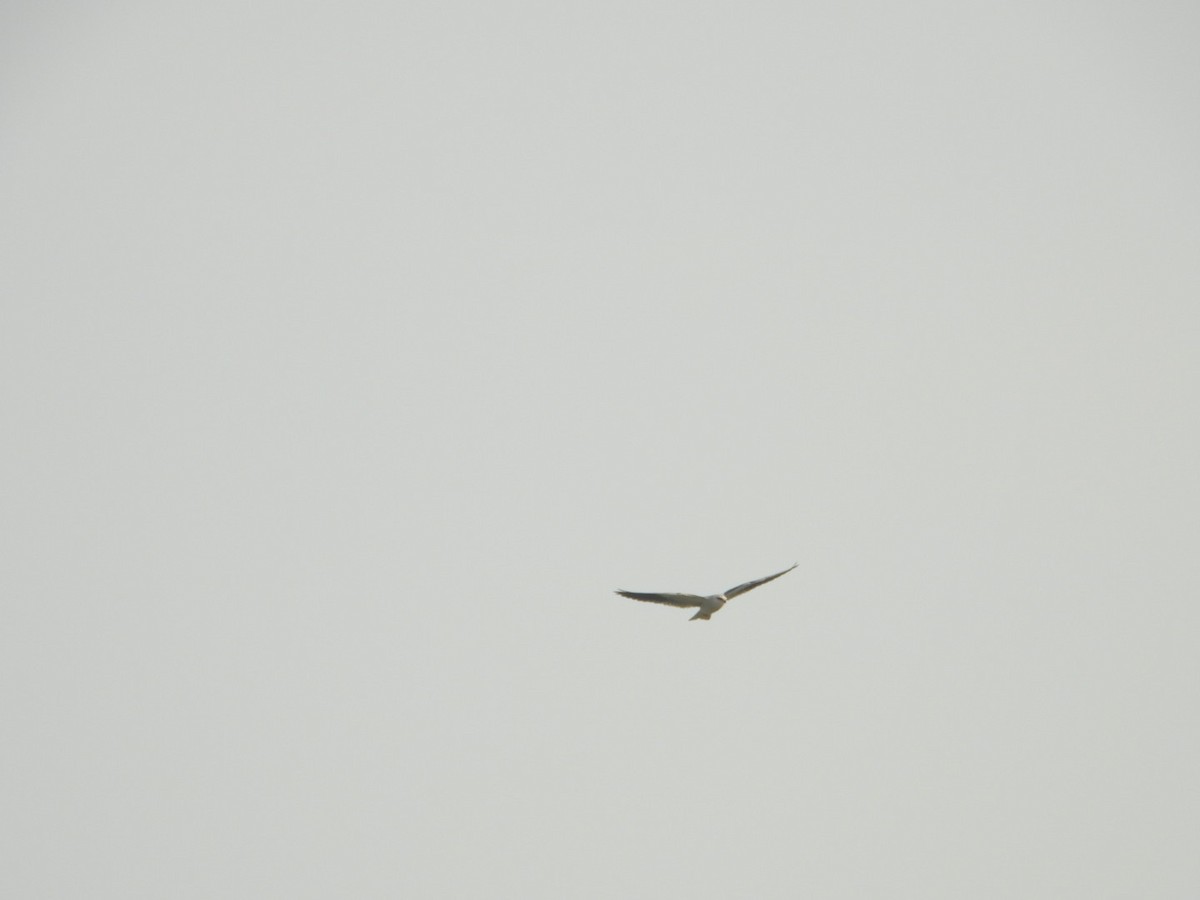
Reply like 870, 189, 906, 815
615, 564, 797, 620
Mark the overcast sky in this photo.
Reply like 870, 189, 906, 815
3, 2, 1199, 897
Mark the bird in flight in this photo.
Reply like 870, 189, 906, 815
615, 563, 797, 621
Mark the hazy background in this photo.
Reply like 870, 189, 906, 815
3, 2, 1198, 896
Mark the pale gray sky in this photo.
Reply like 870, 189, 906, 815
3, 2, 1199, 897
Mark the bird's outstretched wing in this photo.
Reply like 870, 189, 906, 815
722, 564, 798, 600
615, 591, 705, 609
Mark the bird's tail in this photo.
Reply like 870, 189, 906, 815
689, 610, 712, 621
